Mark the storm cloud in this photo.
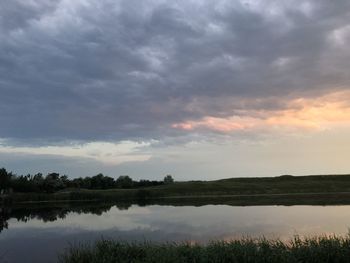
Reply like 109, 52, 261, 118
1, 0, 350, 144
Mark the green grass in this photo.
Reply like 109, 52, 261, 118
10, 188, 144, 203
9, 174, 350, 205
151, 174, 350, 196
59, 236, 350, 263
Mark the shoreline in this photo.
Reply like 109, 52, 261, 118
6, 173, 350, 206
6, 191, 350, 206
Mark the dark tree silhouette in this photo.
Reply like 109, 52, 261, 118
116, 175, 133, 188
164, 175, 174, 184
0, 168, 11, 191
0, 167, 165, 193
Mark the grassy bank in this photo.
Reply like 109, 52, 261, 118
8, 174, 350, 204
152, 174, 350, 196
10, 188, 144, 203
10, 190, 350, 206
59, 236, 350, 263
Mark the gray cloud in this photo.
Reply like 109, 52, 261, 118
1, 0, 350, 144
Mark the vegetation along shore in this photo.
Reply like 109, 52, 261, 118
3, 167, 350, 205
59, 236, 350, 263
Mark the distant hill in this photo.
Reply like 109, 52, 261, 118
147, 174, 350, 196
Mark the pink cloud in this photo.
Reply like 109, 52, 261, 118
172, 90, 350, 133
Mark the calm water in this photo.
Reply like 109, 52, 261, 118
1, 203, 350, 262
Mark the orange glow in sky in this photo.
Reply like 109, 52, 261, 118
172, 90, 350, 133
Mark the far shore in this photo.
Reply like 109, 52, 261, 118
6, 191, 350, 207
4, 173, 350, 206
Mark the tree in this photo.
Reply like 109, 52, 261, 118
0, 168, 11, 191
42, 173, 65, 193
90, 173, 115, 189
116, 175, 133, 188
32, 173, 44, 192
60, 175, 69, 185
164, 174, 174, 184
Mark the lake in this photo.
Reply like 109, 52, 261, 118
1, 203, 350, 263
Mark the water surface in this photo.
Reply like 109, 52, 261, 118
1, 203, 350, 263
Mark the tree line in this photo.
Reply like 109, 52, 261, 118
0, 168, 174, 193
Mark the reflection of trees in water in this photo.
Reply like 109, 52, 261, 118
0, 199, 226, 233
0, 199, 205, 233
0, 202, 135, 233
115, 203, 132, 210
0, 206, 10, 233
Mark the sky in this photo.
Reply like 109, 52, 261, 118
1, 0, 350, 180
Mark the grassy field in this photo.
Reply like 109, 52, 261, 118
59, 236, 350, 263
152, 174, 350, 196
9, 174, 350, 205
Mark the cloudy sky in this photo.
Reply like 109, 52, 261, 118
1, 0, 350, 180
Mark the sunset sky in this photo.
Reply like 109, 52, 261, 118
1, 0, 350, 180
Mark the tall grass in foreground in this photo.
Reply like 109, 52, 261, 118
59, 236, 350, 263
